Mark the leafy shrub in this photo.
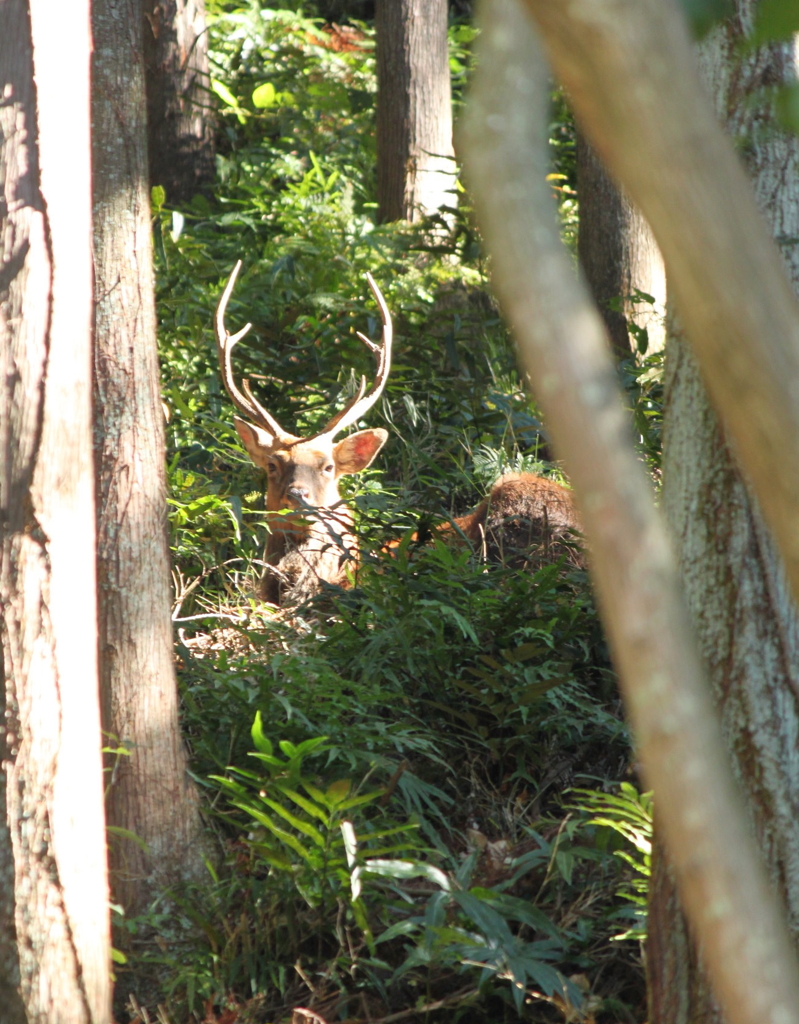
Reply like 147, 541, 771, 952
145, 2, 656, 1020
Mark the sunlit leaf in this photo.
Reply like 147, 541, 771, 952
364, 859, 451, 891
252, 82, 276, 108
250, 712, 273, 756
254, 794, 326, 847
211, 79, 239, 108
274, 785, 330, 824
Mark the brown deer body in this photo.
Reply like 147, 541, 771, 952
216, 262, 392, 605
216, 263, 582, 606
453, 472, 583, 570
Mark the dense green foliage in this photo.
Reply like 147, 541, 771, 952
134, 4, 659, 1022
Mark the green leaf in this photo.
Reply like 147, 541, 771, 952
527, 960, 570, 1000
775, 82, 799, 135
301, 780, 328, 807
252, 82, 276, 108
363, 859, 451, 891
374, 918, 422, 945
274, 785, 330, 824
231, 802, 314, 862
453, 891, 514, 942
106, 826, 149, 853
418, 600, 479, 643
469, 889, 561, 939
211, 79, 239, 109
248, 752, 286, 770
211, 79, 246, 123
250, 716, 272, 757
254, 795, 327, 847
111, 947, 128, 965
753, 0, 799, 43
352, 896, 375, 952
150, 185, 166, 211
336, 789, 385, 812
293, 735, 331, 758
679, 0, 733, 38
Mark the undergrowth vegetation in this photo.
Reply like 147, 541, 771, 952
135, 3, 662, 1022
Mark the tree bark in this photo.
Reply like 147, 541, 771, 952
92, 0, 205, 926
460, 3, 799, 1024
576, 131, 666, 358
651, 7, 799, 1022
142, 0, 215, 204
517, 0, 799, 613
375, 0, 456, 223
0, 1, 111, 1021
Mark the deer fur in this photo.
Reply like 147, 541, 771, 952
234, 420, 387, 605
216, 262, 393, 606
453, 472, 583, 570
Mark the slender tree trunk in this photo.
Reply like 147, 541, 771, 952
464, 1, 799, 1023
577, 131, 666, 358
651, 8, 799, 1021
0, 1, 111, 1021
92, 0, 205, 927
142, 0, 215, 204
375, 0, 456, 223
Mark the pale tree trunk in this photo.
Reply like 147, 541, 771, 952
651, 8, 799, 1021
142, 0, 215, 204
375, 0, 456, 223
0, 1, 111, 1021
462, 2, 799, 1024
577, 132, 666, 358
92, 0, 205, 927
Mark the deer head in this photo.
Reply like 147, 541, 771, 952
215, 261, 392, 518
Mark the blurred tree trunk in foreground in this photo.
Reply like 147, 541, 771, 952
0, 1, 111, 1020
375, 0, 456, 223
577, 131, 666, 359
650, 9, 799, 1022
92, 0, 206, 943
462, 1, 799, 1024
142, 0, 215, 204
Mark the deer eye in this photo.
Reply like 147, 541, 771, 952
324, 463, 335, 474
266, 461, 278, 474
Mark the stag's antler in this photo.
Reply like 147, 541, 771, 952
215, 260, 291, 440
215, 262, 393, 443
309, 272, 393, 441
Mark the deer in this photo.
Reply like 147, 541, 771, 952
216, 262, 582, 607
216, 261, 392, 606
451, 472, 583, 571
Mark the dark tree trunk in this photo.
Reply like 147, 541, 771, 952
142, 0, 215, 204
92, 0, 205, 932
0, 1, 111, 1020
577, 131, 665, 359
375, 0, 455, 222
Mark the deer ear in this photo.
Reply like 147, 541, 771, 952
234, 416, 277, 461
334, 428, 388, 475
